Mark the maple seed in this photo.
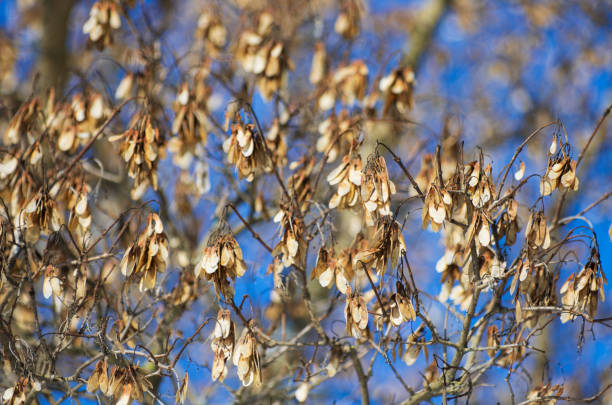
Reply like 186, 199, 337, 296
197, 225, 247, 299
344, 287, 370, 338
119, 213, 169, 291
82, 2, 122, 50
233, 326, 262, 387
210, 309, 236, 382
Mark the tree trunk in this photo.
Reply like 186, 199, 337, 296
39, 0, 75, 93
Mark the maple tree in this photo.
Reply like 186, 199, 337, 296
1, 1, 612, 404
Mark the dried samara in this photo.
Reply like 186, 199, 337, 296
120, 213, 169, 291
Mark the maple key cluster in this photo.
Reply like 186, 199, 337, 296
236, 12, 292, 101
110, 113, 165, 200
197, 224, 247, 299
82, 1, 122, 50
86, 360, 152, 405
1, 1, 610, 404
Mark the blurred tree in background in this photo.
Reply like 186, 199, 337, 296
1, 0, 612, 404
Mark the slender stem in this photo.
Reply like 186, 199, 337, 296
576, 105, 612, 168
350, 349, 370, 405
496, 122, 555, 200
378, 141, 425, 200
226, 203, 273, 253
